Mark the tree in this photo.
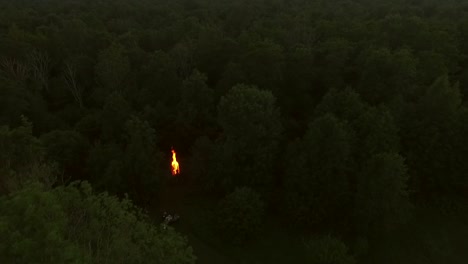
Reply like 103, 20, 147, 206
137, 51, 181, 108
63, 62, 83, 108
40, 130, 89, 179
280, 45, 316, 124
187, 136, 215, 184
216, 187, 265, 244
355, 152, 412, 237
58, 18, 91, 56
0, 181, 197, 264
100, 91, 132, 143
316, 38, 353, 89
456, 108, 468, 195
376, 14, 428, 51
194, 25, 238, 85
94, 43, 130, 102
215, 62, 247, 98
305, 235, 355, 264
87, 114, 164, 202
357, 47, 418, 105
352, 106, 400, 166
28, 50, 50, 91
176, 70, 215, 139
214, 84, 282, 191
55, 181, 196, 264
0, 78, 29, 126
240, 38, 284, 93
314, 87, 366, 123
402, 75, 463, 199
0, 57, 29, 82
0, 184, 85, 264
86, 142, 124, 194
169, 41, 195, 79
121, 116, 163, 204
0, 117, 54, 194
284, 114, 352, 227
218, 84, 282, 153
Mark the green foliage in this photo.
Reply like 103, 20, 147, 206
0, 181, 196, 264
357, 47, 418, 104
314, 88, 366, 122
216, 187, 265, 244
176, 69, 215, 137
419, 75, 461, 118
55, 181, 196, 264
403, 75, 463, 198
0, 117, 42, 171
137, 51, 181, 107
121, 116, 163, 203
216, 62, 247, 97
353, 106, 400, 164
1, 0, 468, 262
284, 114, 352, 227
40, 130, 89, 176
86, 142, 124, 193
240, 39, 284, 92
355, 152, 412, 236
457, 108, 468, 193
316, 38, 354, 88
305, 235, 355, 264
214, 84, 282, 190
101, 91, 132, 142
218, 84, 282, 142
87, 115, 163, 202
94, 43, 130, 101
0, 117, 56, 193
0, 79, 29, 125
0, 184, 85, 264
187, 136, 214, 183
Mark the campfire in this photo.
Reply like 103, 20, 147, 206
171, 148, 180, 176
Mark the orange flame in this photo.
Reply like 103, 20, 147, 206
171, 149, 180, 176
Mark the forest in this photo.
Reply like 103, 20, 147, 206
0, 0, 467, 263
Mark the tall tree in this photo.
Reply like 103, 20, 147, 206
176, 69, 215, 141
0, 117, 54, 194
216, 187, 265, 244
314, 87, 366, 123
40, 130, 89, 180
0, 79, 29, 126
121, 116, 163, 204
240, 38, 284, 94
0, 184, 85, 264
402, 75, 463, 199
0, 181, 196, 264
284, 114, 352, 228
355, 152, 412, 237
213, 84, 282, 191
352, 106, 400, 166
94, 43, 130, 103
100, 91, 132, 143
357, 47, 418, 105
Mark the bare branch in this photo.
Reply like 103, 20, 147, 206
64, 62, 83, 108
28, 50, 50, 91
0, 57, 29, 81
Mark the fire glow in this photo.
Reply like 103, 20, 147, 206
171, 149, 180, 176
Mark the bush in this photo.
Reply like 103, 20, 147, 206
216, 187, 265, 244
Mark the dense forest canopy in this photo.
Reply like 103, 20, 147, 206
0, 0, 467, 263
